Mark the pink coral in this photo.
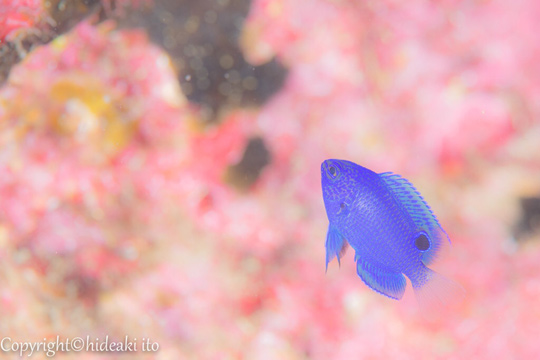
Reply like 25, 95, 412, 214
0, 0, 43, 44
0, 21, 190, 297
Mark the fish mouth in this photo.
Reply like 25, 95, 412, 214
321, 160, 331, 175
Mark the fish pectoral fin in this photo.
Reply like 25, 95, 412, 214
325, 224, 348, 271
356, 257, 406, 300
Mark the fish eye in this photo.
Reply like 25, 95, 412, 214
415, 234, 430, 251
329, 166, 336, 176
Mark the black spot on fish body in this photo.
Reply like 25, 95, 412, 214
415, 234, 430, 251
340, 203, 345, 209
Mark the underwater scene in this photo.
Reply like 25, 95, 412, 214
1, 0, 540, 358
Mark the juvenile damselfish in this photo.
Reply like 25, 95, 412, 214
321, 159, 462, 307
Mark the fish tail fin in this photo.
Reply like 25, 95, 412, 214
412, 267, 465, 318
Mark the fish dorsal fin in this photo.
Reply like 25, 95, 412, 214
355, 253, 406, 300
325, 224, 349, 271
379, 172, 450, 265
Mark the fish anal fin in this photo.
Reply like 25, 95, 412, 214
356, 256, 406, 300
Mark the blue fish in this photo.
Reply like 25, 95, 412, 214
321, 159, 463, 307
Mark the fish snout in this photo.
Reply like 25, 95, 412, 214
321, 160, 332, 176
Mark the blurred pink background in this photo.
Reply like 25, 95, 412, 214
1, 0, 540, 358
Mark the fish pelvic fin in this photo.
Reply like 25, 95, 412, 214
412, 267, 465, 318
379, 172, 450, 265
355, 255, 406, 300
325, 224, 348, 272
